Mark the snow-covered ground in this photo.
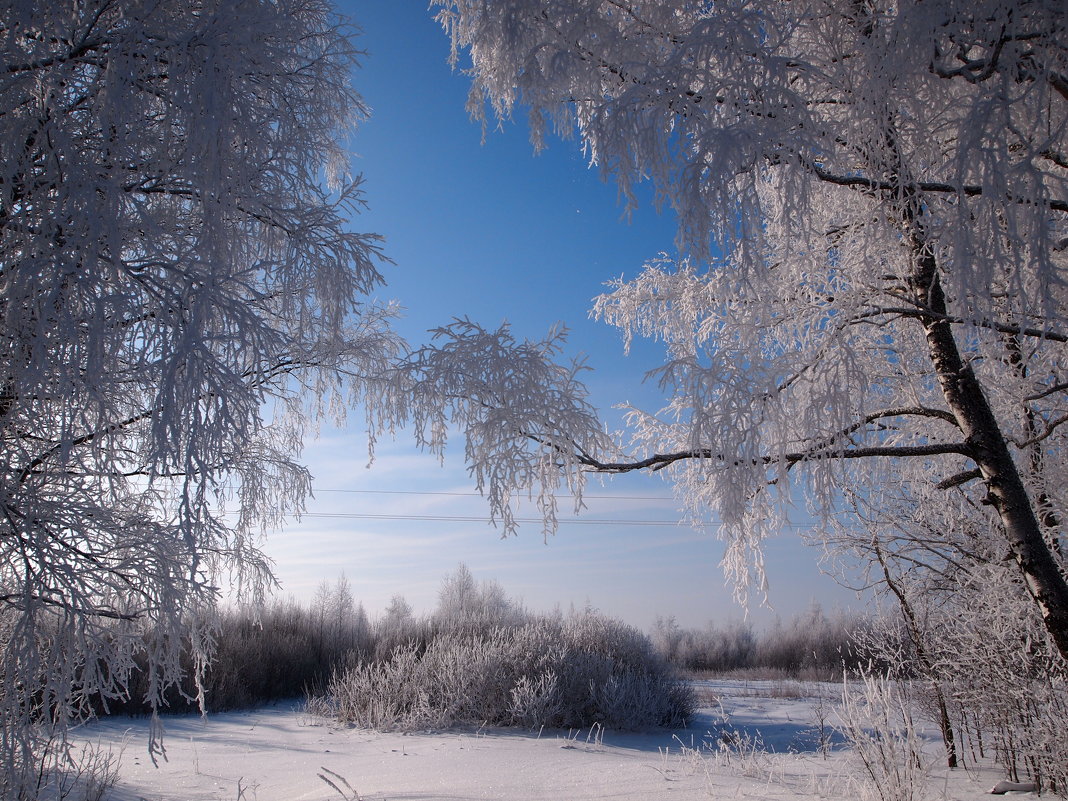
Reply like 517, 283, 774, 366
73, 680, 1022, 801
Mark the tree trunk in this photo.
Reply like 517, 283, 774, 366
909, 243, 1068, 662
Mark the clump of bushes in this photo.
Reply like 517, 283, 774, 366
97, 592, 365, 715
311, 612, 694, 732
91, 565, 694, 732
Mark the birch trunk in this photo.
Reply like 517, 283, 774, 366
911, 242, 1068, 661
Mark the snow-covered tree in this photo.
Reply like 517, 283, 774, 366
329, 573, 357, 651
0, 0, 403, 783
435, 563, 521, 627
436, 563, 480, 623
383, 594, 414, 627
429, 0, 1068, 658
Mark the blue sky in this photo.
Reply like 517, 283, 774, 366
261, 0, 867, 629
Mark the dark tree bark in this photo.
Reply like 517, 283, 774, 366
907, 235, 1068, 662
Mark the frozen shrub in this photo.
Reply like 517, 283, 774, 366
326, 642, 438, 731
315, 609, 694, 732
96, 594, 351, 715
2, 727, 121, 801
837, 674, 932, 801
854, 548, 1068, 795
922, 565, 1068, 794
508, 672, 561, 728
92, 569, 695, 736
592, 670, 690, 730
324, 634, 511, 731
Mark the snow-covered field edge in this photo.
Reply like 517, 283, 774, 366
62, 679, 1027, 801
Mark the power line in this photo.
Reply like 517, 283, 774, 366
313, 488, 673, 501
225, 487, 823, 529
300, 512, 696, 526
297, 511, 820, 530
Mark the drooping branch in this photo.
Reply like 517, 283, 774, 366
16, 407, 157, 484
0, 593, 142, 621
2, 38, 110, 75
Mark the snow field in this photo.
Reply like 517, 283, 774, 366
71, 680, 1019, 801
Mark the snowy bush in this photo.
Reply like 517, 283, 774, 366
84, 569, 694, 732
94, 584, 368, 715
837, 675, 932, 801
316, 610, 694, 732
324, 642, 438, 731
0, 708, 121, 801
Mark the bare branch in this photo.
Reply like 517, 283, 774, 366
936, 468, 983, 490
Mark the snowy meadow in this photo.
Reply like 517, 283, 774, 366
71, 679, 1013, 801
44, 571, 1046, 801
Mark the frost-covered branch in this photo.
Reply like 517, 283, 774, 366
804, 159, 1068, 214
570, 441, 970, 475
389, 319, 613, 538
